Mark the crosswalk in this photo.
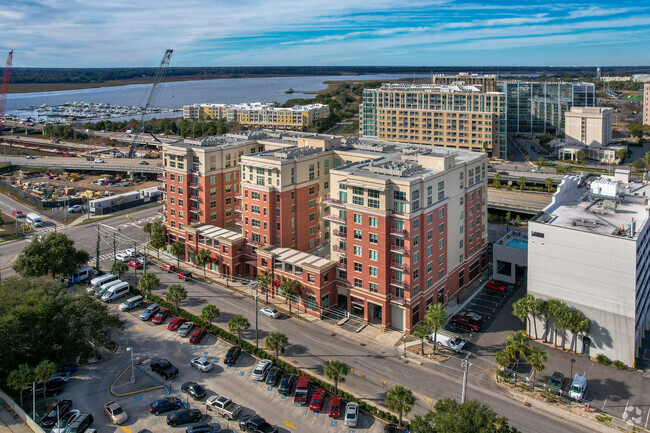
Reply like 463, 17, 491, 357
117, 215, 162, 229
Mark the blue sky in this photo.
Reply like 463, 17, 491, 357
2, 0, 649, 67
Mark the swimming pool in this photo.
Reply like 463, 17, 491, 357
506, 238, 528, 250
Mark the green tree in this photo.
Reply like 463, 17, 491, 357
540, 299, 562, 343
200, 304, 221, 327
111, 261, 128, 279
425, 303, 447, 354
504, 331, 531, 387
194, 248, 212, 277
385, 385, 415, 427
517, 176, 526, 191
629, 123, 650, 144
576, 150, 588, 161
256, 269, 273, 303
6, 364, 33, 406
545, 178, 554, 193
149, 231, 167, 258
538, 157, 545, 170
165, 284, 187, 310
228, 315, 250, 340
568, 309, 591, 354
279, 277, 301, 314
265, 331, 289, 360
616, 148, 628, 161
169, 241, 185, 266
495, 347, 517, 383
524, 346, 547, 390
137, 273, 159, 299
492, 173, 501, 189
411, 398, 517, 433
142, 222, 153, 238
553, 303, 570, 348
33, 360, 56, 400
643, 150, 650, 171
14, 233, 90, 278
412, 323, 431, 355
515, 215, 521, 225
512, 295, 532, 335
505, 211, 512, 224
323, 360, 349, 395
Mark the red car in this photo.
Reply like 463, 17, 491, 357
485, 280, 506, 293
128, 260, 143, 269
450, 311, 483, 332
189, 327, 207, 344
178, 271, 193, 280
167, 317, 186, 331
309, 387, 326, 412
152, 309, 170, 325
161, 264, 176, 272
12, 210, 24, 218
328, 395, 342, 418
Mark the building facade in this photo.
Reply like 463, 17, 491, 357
565, 106, 613, 147
360, 84, 506, 159
432, 73, 498, 92
644, 83, 650, 126
527, 175, 650, 366
502, 82, 596, 134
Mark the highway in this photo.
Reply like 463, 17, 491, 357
0, 154, 162, 173
488, 189, 552, 213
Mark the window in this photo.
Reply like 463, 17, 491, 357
354, 246, 362, 256
427, 229, 433, 241
251, 205, 260, 214
369, 283, 378, 293
459, 254, 464, 262
413, 268, 419, 280
369, 266, 378, 277
439, 207, 444, 218
427, 214, 433, 224
354, 278, 363, 288
252, 191, 260, 200
353, 196, 364, 206
439, 254, 444, 265
413, 218, 419, 229
439, 223, 444, 234
439, 239, 444, 249
225, 174, 231, 182
309, 213, 315, 222
309, 186, 315, 195
354, 262, 362, 272
427, 262, 433, 273
369, 217, 378, 228
427, 278, 433, 289
352, 186, 364, 195
369, 250, 378, 261
439, 269, 444, 280
369, 233, 378, 244
459, 240, 464, 248
170, 185, 175, 192
394, 190, 406, 201
353, 214, 362, 224
368, 199, 379, 209
339, 191, 348, 203
413, 235, 419, 246
368, 189, 379, 198
309, 227, 316, 235
352, 229, 362, 240
210, 176, 215, 184
210, 188, 216, 196
309, 199, 315, 208
210, 200, 216, 208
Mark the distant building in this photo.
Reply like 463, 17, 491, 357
432, 73, 498, 92
502, 82, 596, 134
644, 84, 650, 126
565, 107, 613, 147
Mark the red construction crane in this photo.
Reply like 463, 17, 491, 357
90, 120, 139, 148
0, 50, 14, 135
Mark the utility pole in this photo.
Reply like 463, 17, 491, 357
95, 225, 100, 271
112, 232, 116, 267
253, 282, 259, 349
133, 241, 137, 286
461, 357, 471, 403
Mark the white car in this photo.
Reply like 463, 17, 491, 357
190, 357, 213, 373
259, 307, 281, 319
251, 360, 273, 381
94, 158, 105, 163
67, 205, 82, 213
48, 372, 70, 383
50, 409, 80, 433
115, 252, 132, 262
178, 321, 195, 337
344, 402, 359, 427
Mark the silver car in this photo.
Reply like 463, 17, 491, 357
178, 322, 195, 337
139, 304, 160, 321
50, 409, 80, 433
251, 360, 273, 381
344, 402, 359, 427
190, 357, 214, 373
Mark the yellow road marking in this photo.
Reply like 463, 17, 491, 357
282, 421, 297, 430
120, 427, 131, 433
135, 326, 142, 331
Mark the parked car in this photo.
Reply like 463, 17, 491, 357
238, 415, 254, 431
139, 303, 160, 321
344, 402, 359, 427
166, 409, 202, 427
57, 361, 78, 374
12, 210, 24, 218
161, 264, 176, 272
223, 346, 241, 365
181, 381, 207, 400
251, 360, 273, 381
67, 205, 82, 213
186, 423, 221, 433
50, 409, 80, 433
48, 372, 70, 383
152, 308, 170, 324
205, 395, 242, 420
149, 396, 183, 414
178, 321, 195, 337
309, 388, 327, 412
497, 171, 509, 175
25, 378, 66, 399
167, 317, 186, 331
384, 424, 401, 433
41, 400, 72, 428
450, 311, 483, 332
278, 373, 295, 395
328, 395, 341, 418
265, 366, 283, 386
568, 374, 587, 400
178, 271, 193, 280
128, 260, 143, 269
259, 307, 281, 318
240, 415, 277, 433
150, 359, 179, 380
103, 401, 128, 424
115, 252, 132, 262
485, 280, 507, 293
65, 413, 93, 433
26, 155, 35, 159
139, 161, 149, 165
190, 357, 213, 373
546, 372, 565, 395
189, 327, 207, 344
293, 376, 310, 404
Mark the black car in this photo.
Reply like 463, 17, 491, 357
238, 415, 254, 431
178, 271, 193, 280
186, 423, 222, 433
265, 366, 283, 386
384, 424, 404, 433
166, 409, 202, 427
25, 378, 66, 399
223, 346, 241, 365
241, 416, 277, 433
181, 381, 207, 400
41, 399, 73, 428
149, 396, 184, 414
150, 359, 179, 380
277, 373, 295, 395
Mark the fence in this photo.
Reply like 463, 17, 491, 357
0, 389, 46, 433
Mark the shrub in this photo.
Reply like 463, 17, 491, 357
596, 354, 611, 366
612, 360, 625, 370
596, 414, 612, 424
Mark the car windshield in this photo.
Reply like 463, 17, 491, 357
570, 384, 582, 393
550, 378, 561, 386
112, 407, 123, 415
346, 411, 355, 419
331, 405, 339, 411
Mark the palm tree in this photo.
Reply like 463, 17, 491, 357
324, 360, 349, 395
143, 222, 153, 238
279, 277, 301, 314
169, 241, 185, 266
517, 176, 526, 191
554, 304, 571, 349
512, 295, 532, 335
194, 249, 212, 277
525, 346, 547, 390
495, 347, 517, 383
137, 273, 159, 299
425, 303, 447, 354
111, 261, 128, 279
386, 385, 415, 427
201, 304, 220, 327
165, 284, 187, 311
265, 331, 289, 360
540, 299, 562, 343
545, 177, 553, 193
33, 360, 56, 400
568, 309, 591, 354
530, 296, 543, 340
6, 364, 33, 406
412, 323, 431, 355
505, 331, 531, 387
228, 315, 250, 340
256, 269, 273, 303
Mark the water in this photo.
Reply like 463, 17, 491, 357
6, 73, 430, 117
506, 238, 528, 250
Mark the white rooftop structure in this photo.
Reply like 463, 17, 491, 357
264, 246, 333, 269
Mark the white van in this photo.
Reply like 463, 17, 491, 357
102, 282, 130, 302
87, 274, 119, 292
95, 279, 123, 298
69, 266, 95, 284
431, 332, 466, 352
26, 213, 43, 227
568, 374, 587, 400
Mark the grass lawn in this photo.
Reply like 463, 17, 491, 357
623, 94, 643, 100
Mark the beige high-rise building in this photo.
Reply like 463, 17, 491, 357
432, 73, 498, 92
644, 83, 650, 125
565, 107, 613, 147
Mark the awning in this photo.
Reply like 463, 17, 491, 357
244, 260, 258, 267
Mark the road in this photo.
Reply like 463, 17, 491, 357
488, 189, 552, 213
0, 154, 162, 173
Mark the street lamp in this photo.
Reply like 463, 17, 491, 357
126, 347, 135, 383
403, 333, 407, 358
570, 358, 576, 380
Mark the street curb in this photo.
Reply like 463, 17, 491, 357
109, 364, 165, 397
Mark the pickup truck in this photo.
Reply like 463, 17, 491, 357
205, 395, 242, 420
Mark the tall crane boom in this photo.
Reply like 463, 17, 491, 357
0, 50, 14, 135
128, 49, 173, 157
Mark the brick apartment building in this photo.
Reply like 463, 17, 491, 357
161, 131, 488, 332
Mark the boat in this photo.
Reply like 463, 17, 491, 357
285, 88, 294, 94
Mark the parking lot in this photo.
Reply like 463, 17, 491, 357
43, 299, 385, 433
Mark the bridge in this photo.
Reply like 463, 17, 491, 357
487, 189, 552, 214
0, 155, 163, 174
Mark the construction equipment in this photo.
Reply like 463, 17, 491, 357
0, 50, 14, 135
128, 49, 173, 158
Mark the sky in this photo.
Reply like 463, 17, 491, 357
1, 0, 649, 67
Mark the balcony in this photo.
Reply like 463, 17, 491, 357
332, 245, 347, 254
332, 229, 347, 238
235, 218, 243, 226
191, 169, 199, 175
248, 239, 262, 248
389, 294, 406, 305
234, 192, 243, 199
157, 185, 166, 192
189, 206, 199, 213
323, 211, 346, 223
390, 279, 408, 289
234, 205, 243, 213
389, 245, 408, 254
336, 263, 347, 271
323, 196, 344, 206
392, 209, 406, 216
189, 182, 198, 189
390, 262, 408, 272
190, 194, 199, 200
390, 228, 408, 236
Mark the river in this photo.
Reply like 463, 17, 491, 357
5, 73, 430, 119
